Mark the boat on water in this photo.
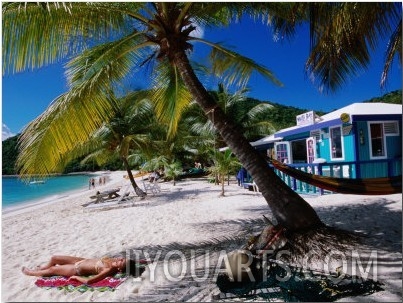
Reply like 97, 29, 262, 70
29, 180, 46, 185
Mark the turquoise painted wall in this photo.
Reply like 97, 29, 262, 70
317, 125, 355, 162
342, 127, 355, 162
357, 121, 370, 161
356, 120, 402, 178
357, 120, 402, 160
318, 128, 330, 160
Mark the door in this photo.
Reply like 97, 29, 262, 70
306, 137, 316, 163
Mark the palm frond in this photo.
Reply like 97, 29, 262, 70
381, 18, 402, 88
245, 102, 273, 120
305, 2, 401, 92
192, 38, 283, 89
243, 121, 276, 140
186, 3, 233, 28
65, 33, 151, 93
2, 2, 134, 74
151, 61, 193, 138
80, 147, 115, 167
141, 155, 169, 172
17, 90, 116, 177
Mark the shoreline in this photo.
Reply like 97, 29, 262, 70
2, 170, 127, 218
1, 171, 108, 177
2, 176, 401, 302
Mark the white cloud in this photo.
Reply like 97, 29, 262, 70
191, 24, 204, 39
188, 19, 204, 39
2, 124, 15, 141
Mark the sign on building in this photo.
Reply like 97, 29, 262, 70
296, 111, 315, 126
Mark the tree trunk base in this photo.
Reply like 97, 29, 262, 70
135, 186, 147, 198
247, 223, 364, 277
283, 225, 362, 262
249, 223, 362, 260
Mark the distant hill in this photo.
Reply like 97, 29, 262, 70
2, 135, 19, 175
363, 89, 402, 104
257, 99, 326, 130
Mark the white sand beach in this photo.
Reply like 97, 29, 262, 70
2, 171, 402, 302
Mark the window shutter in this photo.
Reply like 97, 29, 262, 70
384, 121, 399, 135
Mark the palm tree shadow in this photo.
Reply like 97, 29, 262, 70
115, 197, 400, 301
312, 197, 402, 253
236, 196, 401, 253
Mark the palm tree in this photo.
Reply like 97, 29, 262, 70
140, 155, 168, 174
65, 92, 158, 196
184, 83, 276, 151
3, 3, 399, 233
208, 149, 240, 196
164, 161, 183, 186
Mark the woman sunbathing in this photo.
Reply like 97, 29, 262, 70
22, 255, 139, 284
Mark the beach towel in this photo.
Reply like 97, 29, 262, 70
35, 273, 127, 293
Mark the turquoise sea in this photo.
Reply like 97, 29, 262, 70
2, 174, 98, 211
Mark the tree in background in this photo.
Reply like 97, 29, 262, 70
184, 83, 276, 151
64, 92, 158, 196
163, 161, 183, 186
208, 149, 240, 196
2, 135, 19, 175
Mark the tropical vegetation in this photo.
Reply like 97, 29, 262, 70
163, 161, 183, 186
207, 149, 240, 196
69, 92, 160, 196
4, 89, 400, 176
1, 96, 318, 175
2, 3, 401, 237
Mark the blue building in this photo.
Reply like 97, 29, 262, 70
252, 103, 402, 194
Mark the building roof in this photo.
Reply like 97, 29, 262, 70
219, 134, 282, 151
275, 102, 402, 138
318, 102, 402, 121
251, 134, 282, 147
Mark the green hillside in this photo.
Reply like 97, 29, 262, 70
363, 90, 402, 104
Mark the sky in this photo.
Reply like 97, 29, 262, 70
2, 14, 402, 140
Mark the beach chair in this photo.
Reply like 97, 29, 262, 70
82, 183, 136, 211
252, 181, 260, 194
142, 178, 161, 195
88, 188, 121, 204
108, 183, 134, 202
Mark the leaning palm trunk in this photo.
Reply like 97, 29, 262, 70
173, 50, 322, 231
122, 157, 146, 197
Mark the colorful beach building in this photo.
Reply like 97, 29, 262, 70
251, 102, 402, 194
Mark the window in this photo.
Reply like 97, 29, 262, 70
330, 126, 343, 160
275, 142, 291, 164
310, 130, 321, 141
369, 122, 387, 158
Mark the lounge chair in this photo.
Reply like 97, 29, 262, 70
142, 177, 161, 195
252, 181, 260, 194
82, 183, 139, 211
88, 188, 121, 204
